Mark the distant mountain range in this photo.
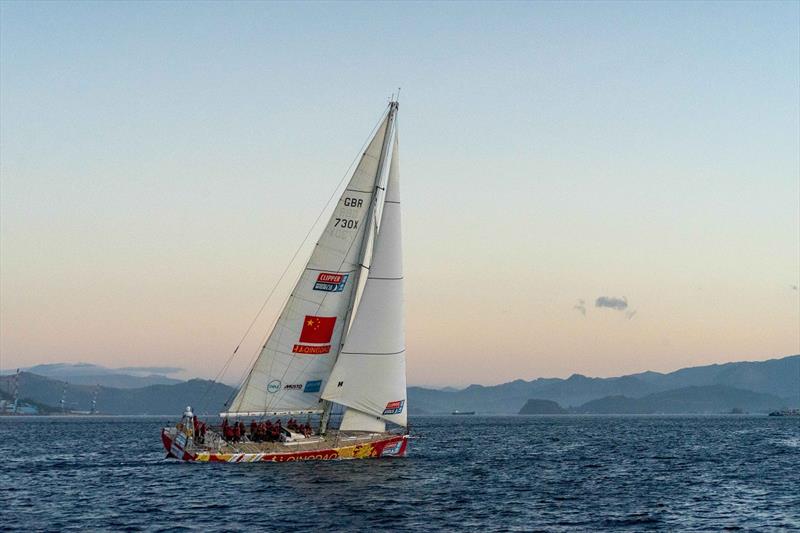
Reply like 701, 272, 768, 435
410, 355, 799, 415
572, 385, 786, 414
0, 355, 797, 416
519, 385, 787, 415
0, 371, 233, 415
9, 363, 184, 388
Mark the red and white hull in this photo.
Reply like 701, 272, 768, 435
161, 428, 408, 463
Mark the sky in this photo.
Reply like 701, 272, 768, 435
1, 1, 798, 387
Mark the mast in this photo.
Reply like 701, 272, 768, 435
346, 100, 399, 334
319, 100, 398, 434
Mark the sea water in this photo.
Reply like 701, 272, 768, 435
1, 415, 798, 531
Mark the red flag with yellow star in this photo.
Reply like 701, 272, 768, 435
298, 315, 336, 344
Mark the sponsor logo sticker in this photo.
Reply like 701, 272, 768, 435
292, 345, 331, 355
283, 384, 302, 390
383, 441, 403, 456
313, 272, 349, 293
267, 380, 281, 393
383, 400, 405, 415
303, 380, 322, 393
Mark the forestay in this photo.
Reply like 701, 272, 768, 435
226, 113, 391, 416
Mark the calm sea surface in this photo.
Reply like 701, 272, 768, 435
1, 415, 798, 531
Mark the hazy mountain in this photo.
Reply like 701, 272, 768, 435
0, 372, 233, 415
17, 363, 183, 388
573, 385, 786, 414
409, 354, 799, 414
3, 355, 796, 416
628, 357, 800, 399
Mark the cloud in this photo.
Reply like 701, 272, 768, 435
573, 299, 587, 316
595, 296, 628, 311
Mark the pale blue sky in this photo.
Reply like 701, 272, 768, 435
2, 1, 798, 386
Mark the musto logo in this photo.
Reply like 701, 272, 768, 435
313, 272, 349, 292
283, 383, 302, 390
292, 315, 336, 355
383, 400, 405, 415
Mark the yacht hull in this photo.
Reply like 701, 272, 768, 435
161, 428, 408, 462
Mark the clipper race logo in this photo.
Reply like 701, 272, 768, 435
382, 441, 403, 456
313, 272, 349, 292
383, 400, 405, 415
292, 315, 336, 355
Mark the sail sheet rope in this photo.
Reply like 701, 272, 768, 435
196, 107, 391, 415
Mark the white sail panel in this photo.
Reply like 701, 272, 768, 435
339, 408, 386, 432
226, 114, 390, 416
321, 135, 407, 427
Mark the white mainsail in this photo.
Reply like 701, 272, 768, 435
321, 132, 407, 428
225, 110, 393, 417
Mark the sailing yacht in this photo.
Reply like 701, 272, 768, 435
161, 100, 409, 462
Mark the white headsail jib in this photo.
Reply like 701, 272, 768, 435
321, 133, 407, 427
225, 113, 391, 417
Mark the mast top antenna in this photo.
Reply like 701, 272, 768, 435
389, 88, 401, 105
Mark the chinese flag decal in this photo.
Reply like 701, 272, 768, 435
293, 315, 336, 355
